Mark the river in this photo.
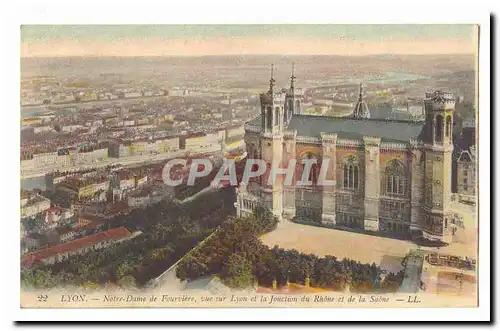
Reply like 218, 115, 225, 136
21, 95, 170, 119
21, 105, 52, 119
21, 176, 46, 190
366, 71, 429, 84
305, 71, 429, 87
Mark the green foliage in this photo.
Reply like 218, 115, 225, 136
252, 206, 279, 234
116, 262, 135, 280
176, 212, 270, 282
80, 281, 100, 290
117, 275, 136, 289
177, 206, 398, 293
380, 270, 405, 292
221, 253, 254, 289
21, 269, 58, 289
21, 187, 235, 289
176, 208, 283, 286
22, 216, 46, 233
175, 253, 211, 282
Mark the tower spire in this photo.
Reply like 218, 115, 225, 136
290, 62, 296, 90
353, 83, 370, 119
269, 64, 276, 94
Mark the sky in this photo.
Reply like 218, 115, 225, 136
20, 25, 478, 57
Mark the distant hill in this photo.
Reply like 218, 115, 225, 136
21, 55, 475, 96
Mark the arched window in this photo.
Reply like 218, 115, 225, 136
446, 115, 452, 138
427, 114, 434, 138
436, 115, 444, 143
298, 152, 319, 185
275, 107, 280, 127
266, 106, 272, 129
385, 159, 406, 196
343, 156, 359, 190
249, 144, 258, 159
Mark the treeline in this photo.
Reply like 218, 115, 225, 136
176, 207, 404, 292
21, 187, 236, 289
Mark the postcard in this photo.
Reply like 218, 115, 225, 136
17, 23, 486, 320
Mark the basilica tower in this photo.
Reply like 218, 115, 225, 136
260, 65, 286, 134
285, 63, 304, 120
422, 91, 455, 244
259, 65, 287, 218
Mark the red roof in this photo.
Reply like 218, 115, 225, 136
75, 219, 106, 232
46, 206, 62, 213
185, 132, 206, 139
21, 227, 132, 267
105, 227, 130, 238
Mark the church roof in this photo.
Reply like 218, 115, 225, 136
289, 115, 426, 142
247, 115, 262, 126
247, 114, 427, 143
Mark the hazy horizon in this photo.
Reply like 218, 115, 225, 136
21, 25, 478, 58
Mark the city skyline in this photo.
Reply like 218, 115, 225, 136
21, 25, 478, 57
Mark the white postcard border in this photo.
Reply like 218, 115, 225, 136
3, 0, 492, 323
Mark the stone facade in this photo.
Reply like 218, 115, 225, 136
456, 147, 476, 198
236, 67, 456, 245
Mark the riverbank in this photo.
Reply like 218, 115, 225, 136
20, 146, 222, 180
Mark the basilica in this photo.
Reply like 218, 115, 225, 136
235, 65, 456, 244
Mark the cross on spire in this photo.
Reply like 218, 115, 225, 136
269, 64, 275, 93
290, 62, 296, 90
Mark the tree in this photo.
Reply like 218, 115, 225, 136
172, 211, 387, 292
22, 185, 233, 289
21, 269, 35, 289
176, 253, 211, 281
116, 262, 135, 280
32, 269, 56, 288
56, 270, 75, 285
221, 253, 254, 289
252, 206, 278, 233
22, 216, 46, 233
80, 281, 100, 290
149, 246, 174, 261
117, 275, 136, 289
